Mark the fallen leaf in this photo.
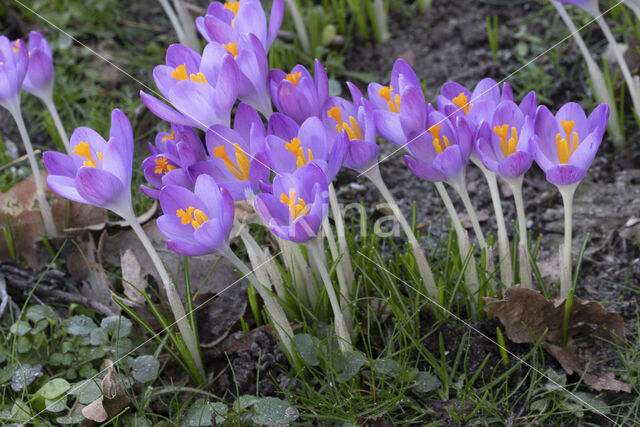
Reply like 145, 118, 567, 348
120, 248, 147, 304
81, 359, 131, 422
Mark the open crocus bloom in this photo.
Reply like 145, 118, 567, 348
268, 60, 328, 125
403, 111, 473, 182
43, 109, 134, 217
202, 34, 271, 116
266, 113, 347, 182
188, 103, 270, 201
533, 102, 609, 186
475, 100, 535, 179
196, 0, 284, 51
321, 84, 378, 171
140, 125, 207, 199
368, 59, 426, 145
254, 163, 329, 243
141, 43, 238, 130
158, 174, 234, 256
22, 31, 54, 100
0, 36, 28, 113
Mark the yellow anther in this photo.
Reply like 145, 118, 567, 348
162, 131, 176, 142
493, 124, 519, 157
327, 106, 363, 140
176, 206, 209, 230
452, 92, 472, 115
73, 141, 102, 168
223, 43, 238, 59
280, 189, 309, 220
213, 143, 250, 181
189, 72, 208, 84
285, 71, 301, 86
378, 85, 400, 113
12, 40, 19, 53
224, 1, 240, 15
555, 120, 579, 164
154, 157, 177, 175
171, 64, 189, 81
428, 124, 450, 154
285, 137, 313, 167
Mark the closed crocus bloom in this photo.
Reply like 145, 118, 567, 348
141, 44, 238, 130
254, 163, 329, 243
22, 31, 54, 100
553, 0, 599, 14
266, 113, 347, 182
188, 103, 270, 201
43, 109, 135, 217
269, 59, 329, 125
533, 102, 609, 186
403, 111, 473, 182
321, 88, 378, 171
140, 125, 207, 199
475, 100, 536, 179
157, 174, 234, 256
0, 36, 28, 113
196, 0, 284, 51
203, 34, 272, 116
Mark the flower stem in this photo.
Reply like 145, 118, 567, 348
42, 97, 71, 155
434, 182, 479, 296
507, 176, 532, 289
479, 163, 513, 288
321, 218, 353, 331
552, 2, 623, 146
558, 184, 577, 298
329, 183, 354, 287
284, 0, 310, 52
9, 108, 57, 237
364, 164, 437, 298
447, 172, 487, 249
306, 237, 352, 351
222, 243, 295, 359
126, 216, 205, 383
595, 13, 640, 115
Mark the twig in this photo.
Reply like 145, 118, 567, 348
0, 149, 42, 173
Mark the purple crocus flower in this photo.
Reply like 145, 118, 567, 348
254, 163, 329, 243
140, 125, 207, 199
43, 109, 135, 217
403, 110, 473, 182
21, 31, 54, 100
265, 113, 347, 182
553, 0, 598, 14
141, 43, 238, 130
321, 83, 378, 171
203, 34, 272, 116
0, 36, 28, 113
367, 59, 426, 146
268, 60, 328, 125
158, 174, 234, 256
474, 100, 536, 179
533, 102, 609, 186
196, 0, 284, 51
188, 103, 270, 201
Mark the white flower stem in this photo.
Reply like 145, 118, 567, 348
9, 108, 57, 237
558, 184, 578, 299
223, 243, 294, 359
507, 176, 532, 289
483, 168, 513, 288
363, 164, 438, 298
276, 236, 318, 307
284, 0, 311, 52
627, 0, 640, 21
306, 237, 352, 351
321, 218, 353, 331
329, 183, 354, 287
42, 96, 71, 155
434, 182, 480, 296
447, 172, 487, 249
594, 13, 640, 115
125, 215, 205, 383
172, 0, 200, 51
157, 0, 188, 48
552, 2, 623, 146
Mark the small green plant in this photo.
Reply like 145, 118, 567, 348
486, 15, 499, 61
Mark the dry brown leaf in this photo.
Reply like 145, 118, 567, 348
233, 200, 256, 223
120, 248, 147, 304
82, 359, 131, 422
483, 287, 625, 344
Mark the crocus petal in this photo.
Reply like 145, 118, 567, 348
193, 218, 226, 252
76, 167, 125, 208
545, 165, 586, 186
433, 145, 465, 180
567, 132, 599, 170
314, 59, 329, 107
404, 155, 446, 182
471, 78, 501, 105
167, 240, 212, 257
22, 50, 53, 97
519, 91, 538, 119
497, 151, 532, 178
43, 151, 77, 178
374, 110, 405, 145
46, 175, 87, 204
140, 91, 202, 129
267, 0, 284, 48
587, 103, 609, 141
555, 102, 588, 142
